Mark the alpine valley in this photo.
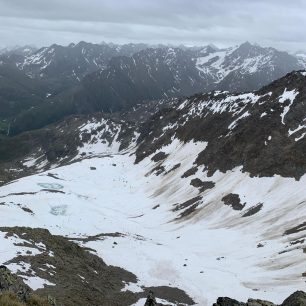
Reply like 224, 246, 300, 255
0, 41, 305, 306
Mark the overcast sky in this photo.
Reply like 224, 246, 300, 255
0, 0, 305, 52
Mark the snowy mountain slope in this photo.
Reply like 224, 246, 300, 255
294, 51, 306, 67
0, 45, 36, 56
1, 141, 306, 305
0, 71, 306, 305
13, 42, 149, 93
195, 42, 306, 91
136, 71, 306, 179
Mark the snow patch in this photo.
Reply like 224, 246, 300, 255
278, 89, 299, 125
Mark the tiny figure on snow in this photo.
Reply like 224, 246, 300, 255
144, 290, 157, 306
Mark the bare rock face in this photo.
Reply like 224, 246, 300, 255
136, 71, 306, 180
247, 299, 276, 306
222, 193, 246, 210
190, 178, 215, 193
0, 265, 32, 302
281, 291, 306, 306
213, 297, 245, 306
0, 227, 195, 306
213, 291, 306, 306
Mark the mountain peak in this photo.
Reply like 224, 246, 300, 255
238, 41, 256, 50
208, 43, 219, 51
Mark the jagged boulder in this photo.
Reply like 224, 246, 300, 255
213, 291, 306, 306
213, 297, 245, 306
247, 299, 275, 306
281, 291, 306, 306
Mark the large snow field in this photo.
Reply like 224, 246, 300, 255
0, 139, 306, 305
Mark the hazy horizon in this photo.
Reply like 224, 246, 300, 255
0, 0, 305, 53
1, 40, 305, 55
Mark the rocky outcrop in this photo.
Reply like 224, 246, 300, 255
0, 265, 32, 302
222, 193, 246, 211
281, 291, 306, 306
136, 71, 306, 180
213, 291, 306, 306
0, 227, 194, 306
213, 297, 245, 306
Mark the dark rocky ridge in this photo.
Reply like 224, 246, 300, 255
0, 64, 47, 120
0, 265, 32, 302
0, 227, 194, 306
135, 71, 306, 179
0, 266, 55, 305
213, 291, 306, 306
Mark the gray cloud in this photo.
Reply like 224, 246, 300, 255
0, 0, 305, 51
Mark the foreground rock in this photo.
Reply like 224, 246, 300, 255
213, 291, 306, 306
0, 265, 54, 305
281, 291, 306, 306
0, 227, 194, 306
0, 265, 31, 302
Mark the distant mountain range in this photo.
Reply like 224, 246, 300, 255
0, 41, 305, 134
